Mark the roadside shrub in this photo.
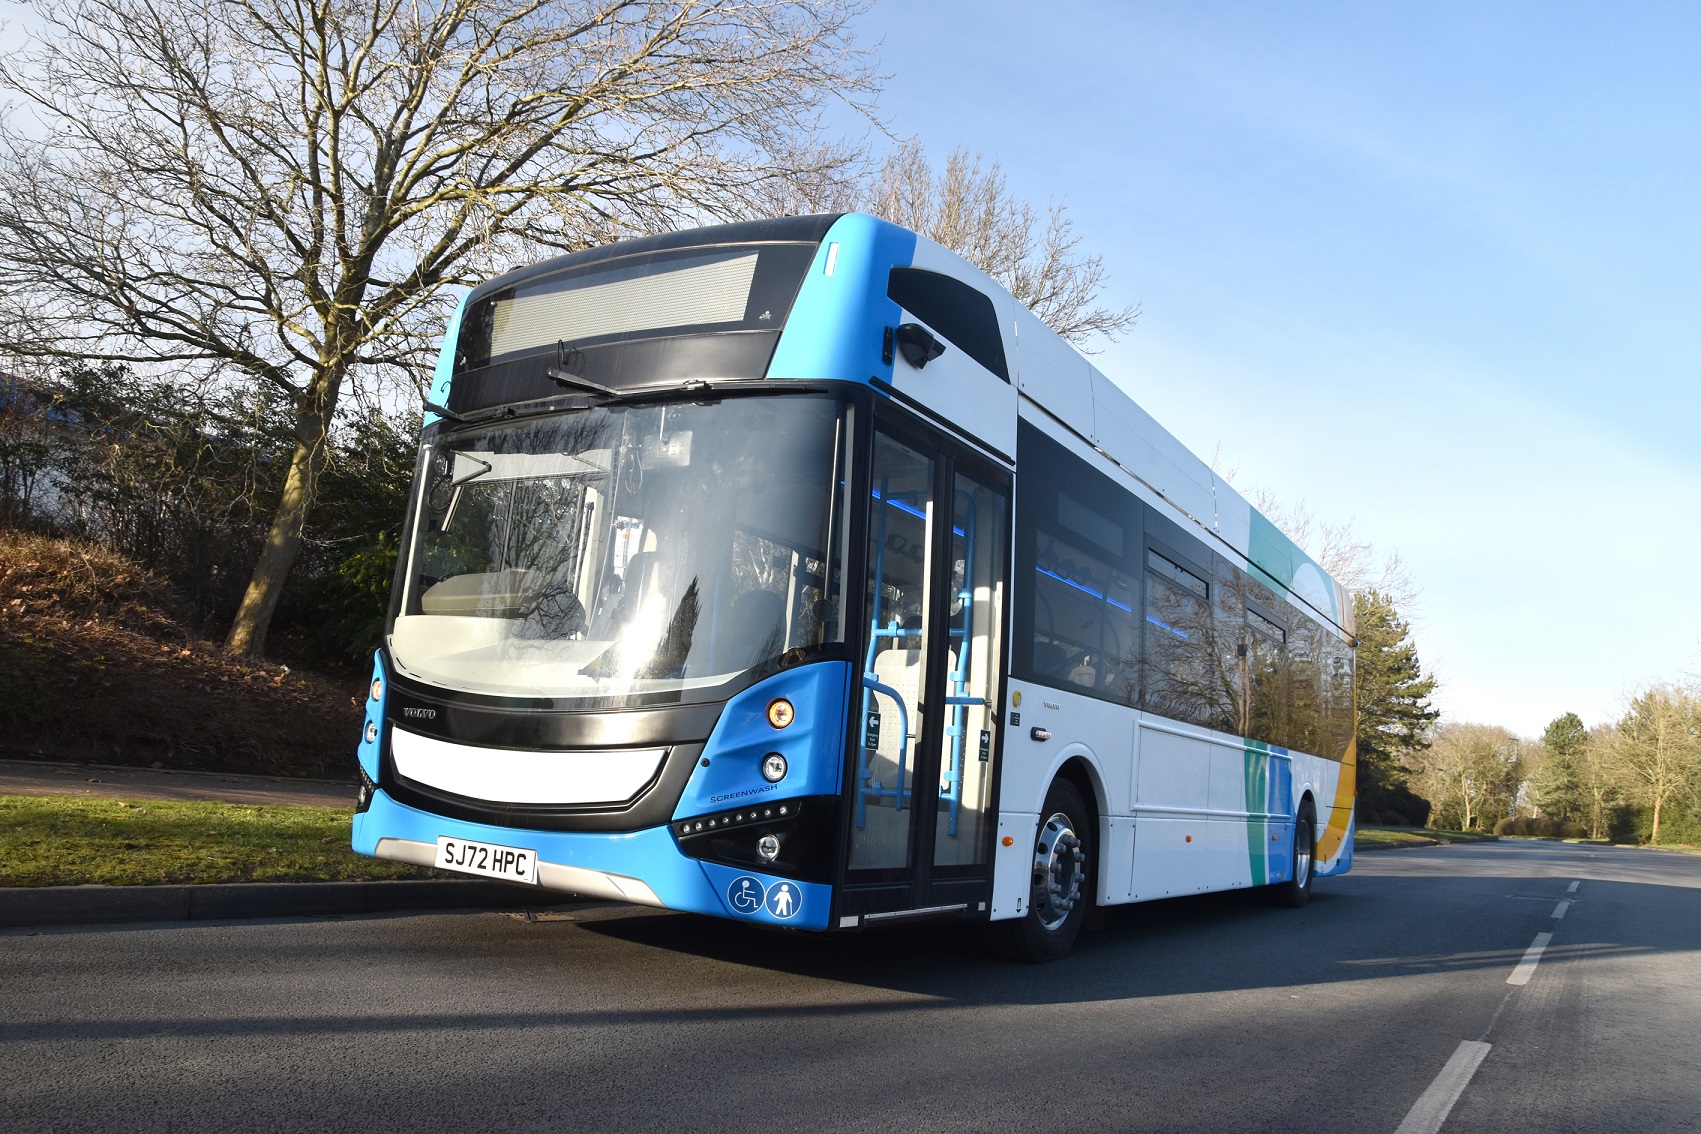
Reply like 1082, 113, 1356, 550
0, 531, 359, 775
1492, 816, 1591, 838
3, 364, 416, 658
1359, 780, 1431, 828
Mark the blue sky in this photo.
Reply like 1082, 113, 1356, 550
854, 0, 1701, 735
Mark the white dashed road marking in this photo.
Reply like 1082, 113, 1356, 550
1393, 1040, 1494, 1134
1507, 931, 1553, 987
1395, 872, 1588, 1131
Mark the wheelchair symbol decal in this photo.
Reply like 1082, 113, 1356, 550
727, 875, 766, 915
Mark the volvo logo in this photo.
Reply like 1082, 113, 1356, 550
402, 707, 437, 720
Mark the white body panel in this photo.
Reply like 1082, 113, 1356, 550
1213, 474, 1253, 549
989, 676, 1354, 920
390, 728, 664, 806
891, 238, 1021, 457
1088, 368, 1217, 530
1012, 304, 1094, 439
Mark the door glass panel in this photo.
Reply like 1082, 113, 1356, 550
850, 433, 936, 871
931, 473, 1006, 868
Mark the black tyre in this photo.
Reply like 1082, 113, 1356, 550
1269, 806, 1316, 908
995, 778, 1094, 962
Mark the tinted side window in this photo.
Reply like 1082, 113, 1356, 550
1013, 422, 1140, 704
888, 268, 1010, 381
1141, 546, 1236, 732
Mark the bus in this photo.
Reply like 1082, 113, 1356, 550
351, 213, 1356, 961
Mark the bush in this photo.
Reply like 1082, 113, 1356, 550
0, 530, 360, 776
3, 364, 416, 658
1359, 780, 1431, 828
1492, 816, 1591, 838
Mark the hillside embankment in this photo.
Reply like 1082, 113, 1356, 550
0, 531, 360, 779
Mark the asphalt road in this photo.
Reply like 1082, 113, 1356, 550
2, 840, 1697, 1133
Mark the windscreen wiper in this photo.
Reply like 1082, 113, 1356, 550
448, 453, 493, 488
547, 341, 620, 398
426, 378, 827, 431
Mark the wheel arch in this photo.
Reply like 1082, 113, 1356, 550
1053, 753, 1108, 828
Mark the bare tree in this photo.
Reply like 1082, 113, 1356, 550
0, 0, 875, 655
1413, 722, 1524, 832
1609, 683, 1701, 844
831, 142, 1138, 347
1580, 723, 1622, 840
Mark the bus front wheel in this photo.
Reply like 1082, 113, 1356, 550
997, 778, 1093, 962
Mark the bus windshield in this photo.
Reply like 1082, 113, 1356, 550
389, 393, 850, 705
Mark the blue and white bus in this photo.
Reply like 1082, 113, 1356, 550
351, 214, 1356, 960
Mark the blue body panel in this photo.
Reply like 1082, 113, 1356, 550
765, 214, 916, 384
357, 651, 387, 782
672, 662, 851, 819
352, 792, 832, 931
352, 666, 848, 931
422, 294, 468, 428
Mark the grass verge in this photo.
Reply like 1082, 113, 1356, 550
1356, 825, 1501, 850
0, 794, 441, 887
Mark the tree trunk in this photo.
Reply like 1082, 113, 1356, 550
223, 366, 343, 657
1650, 792, 1662, 844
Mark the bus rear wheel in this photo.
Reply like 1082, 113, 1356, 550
1269, 806, 1316, 908
996, 778, 1093, 962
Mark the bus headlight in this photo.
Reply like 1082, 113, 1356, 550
757, 834, 781, 862
364, 721, 379, 744
761, 753, 788, 783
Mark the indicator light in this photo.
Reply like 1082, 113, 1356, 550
1001, 836, 1014, 847
369, 677, 383, 702
767, 698, 795, 729
761, 753, 788, 783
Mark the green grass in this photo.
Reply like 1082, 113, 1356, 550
1355, 825, 1501, 850
0, 794, 441, 887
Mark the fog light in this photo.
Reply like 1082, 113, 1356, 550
757, 834, 781, 862
364, 721, 379, 744
767, 698, 795, 729
370, 677, 383, 702
761, 752, 788, 783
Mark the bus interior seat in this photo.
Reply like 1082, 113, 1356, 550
419, 568, 538, 617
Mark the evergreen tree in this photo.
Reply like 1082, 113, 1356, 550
1531, 712, 1587, 822
1353, 590, 1439, 823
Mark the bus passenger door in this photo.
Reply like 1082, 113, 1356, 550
844, 422, 1009, 919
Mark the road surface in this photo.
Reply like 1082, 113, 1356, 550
2, 840, 1697, 1133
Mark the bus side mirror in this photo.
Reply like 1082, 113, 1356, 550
895, 323, 946, 369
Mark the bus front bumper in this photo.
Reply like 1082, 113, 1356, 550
352, 789, 831, 931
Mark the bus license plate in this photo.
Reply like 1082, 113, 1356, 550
434, 836, 539, 885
